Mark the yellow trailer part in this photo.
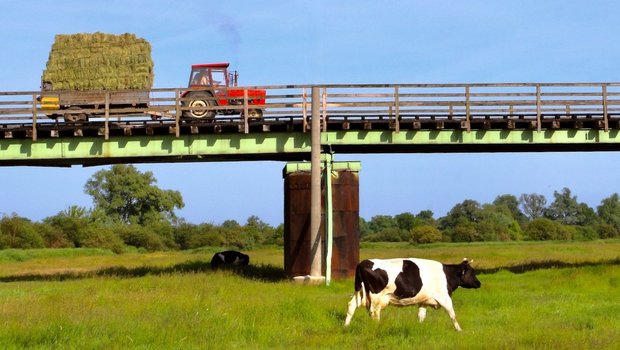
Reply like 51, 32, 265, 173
40, 96, 60, 110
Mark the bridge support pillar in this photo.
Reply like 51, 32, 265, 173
283, 160, 361, 283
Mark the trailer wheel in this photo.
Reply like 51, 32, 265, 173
65, 107, 88, 123
183, 92, 216, 119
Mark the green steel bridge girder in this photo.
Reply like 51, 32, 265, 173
2, 129, 620, 166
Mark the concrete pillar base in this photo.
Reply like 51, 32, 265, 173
292, 275, 326, 285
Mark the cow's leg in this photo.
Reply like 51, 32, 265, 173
370, 293, 390, 322
418, 306, 427, 323
369, 295, 381, 321
344, 291, 364, 326
435, 297, 462, 331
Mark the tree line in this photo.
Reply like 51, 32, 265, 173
1, 165, 619, 252
361, 190, 620, 243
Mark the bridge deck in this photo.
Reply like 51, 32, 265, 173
2, 83, 620, 166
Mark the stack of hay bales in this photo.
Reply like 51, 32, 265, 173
42, 32, 154, 91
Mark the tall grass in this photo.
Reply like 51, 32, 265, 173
0, 241, 618, 349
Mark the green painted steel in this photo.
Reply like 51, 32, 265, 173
2, 129, 620, 166
0, 133, 312, 166
324, 153, 334, 286
283, 160, 362, 174
322, 129, 620, 145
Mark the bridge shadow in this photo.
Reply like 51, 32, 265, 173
0, 260, 287, 283
476, 257, 620, 275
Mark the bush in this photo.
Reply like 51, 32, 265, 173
362, 228, 408, 242
450, 222, 481, 242
572, 225, 599, 241
116, 225, 166, 251
596, 223, 619, 239
36, 223, 74, 248
187, 228, 226, 248
81, 227, 125, 254
524, 218, 573, 240
0, 215, 44, 249
409, 225, 443, 244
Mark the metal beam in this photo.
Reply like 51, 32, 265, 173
3, 129, 620, 167
321, 129, 620, 153
0, 133, 312, 166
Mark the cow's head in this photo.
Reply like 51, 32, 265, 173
458, 258, 481, 289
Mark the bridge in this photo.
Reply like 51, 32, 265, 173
2, 83, 620, 166
2, 82, 620, 283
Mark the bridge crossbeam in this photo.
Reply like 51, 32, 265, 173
2, 129, 620, 166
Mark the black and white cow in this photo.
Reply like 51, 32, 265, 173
210, 250, 250, 270
344, 258, 481, 331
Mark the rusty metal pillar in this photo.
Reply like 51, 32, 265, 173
283, 161, 361, 282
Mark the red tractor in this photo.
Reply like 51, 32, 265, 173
182, 63, 266, 120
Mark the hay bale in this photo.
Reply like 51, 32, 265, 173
42, 32, 154, 91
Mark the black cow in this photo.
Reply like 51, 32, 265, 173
210, 250, 250, 270
344, 258, 481, 331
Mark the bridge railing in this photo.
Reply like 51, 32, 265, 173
1, 83, 619, 140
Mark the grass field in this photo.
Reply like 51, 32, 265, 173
0, 241, 618, 349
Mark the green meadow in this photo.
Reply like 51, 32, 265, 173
0, 240, 618, 349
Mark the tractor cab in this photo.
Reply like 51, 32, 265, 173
188, 63, 238, 88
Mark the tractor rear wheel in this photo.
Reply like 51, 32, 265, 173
245, 109, 263, 119
183, 92, 216, 119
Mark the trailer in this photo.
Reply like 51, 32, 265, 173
40, 88, 150, 122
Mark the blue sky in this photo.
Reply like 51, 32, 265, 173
2, 1, 620, 225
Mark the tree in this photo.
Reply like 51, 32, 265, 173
597, 193, 620, 232
367, 215, 397, 233
477, 204, 523, 241
440, 200, 482, 230
545, 188, 595, 225
394, 212, 416, 231
493, 194, 527, 224
84, 164, 184, 225
519, 193, 547, 220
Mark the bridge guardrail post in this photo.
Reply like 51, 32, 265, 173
602, 84, 609, 132
394, 85, 400, 133
175, 90, 181, 138
31, 94, 37, 141
321, 88, 327, 132
536, 84, 542, 132
104, 92, 110, 140
465, 85, 471, 132
302, 88, 308, 132
244, 89, 249, 134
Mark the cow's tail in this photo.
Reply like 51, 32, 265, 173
345, 263, 365, 326
353, 262, 368, 309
